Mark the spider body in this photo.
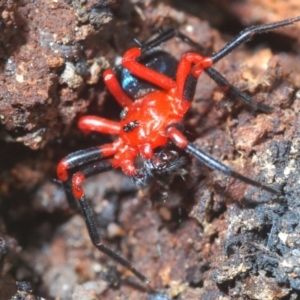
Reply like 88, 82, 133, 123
57, 16, 300, 283
76, 47, 212, 176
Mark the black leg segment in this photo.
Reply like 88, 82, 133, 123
204, 67, 273, 113
211, 16, 300, 63
78, 196, 149, 283
185, 143, 281, 196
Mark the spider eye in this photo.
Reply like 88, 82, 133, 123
150, 155, 167, 170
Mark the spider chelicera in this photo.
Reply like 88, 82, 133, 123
57, 16, 300, 283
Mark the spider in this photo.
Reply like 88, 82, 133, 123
57, 16, 300, 283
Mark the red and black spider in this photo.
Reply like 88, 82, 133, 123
57, 16, 300, 283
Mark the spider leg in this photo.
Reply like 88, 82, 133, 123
175, 53, 212, 101
69, 159, 149, 283
174, 28, 275, 112
78, 115, 121, 135
57, 116, 121, 206
175, 18, 300, 112
57, 144, 118, 206
204, 67, 273, 113
122, 47, 177, 91
140, 28, 178, 53
166, 126, 281, 196
172, 17, 300, 112
211, 16, 300, 64
103, 69, 133, 107
58, 145, 148, 282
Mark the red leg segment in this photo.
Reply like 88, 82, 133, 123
103, 69, 133, 107
122, 47, 177, 91
72, 172, 86, 199
71, 159, 118, 200
139, 143, 153, 159
78, 116, 121, 135
176, 53, 212, 101
166, 126, 188, 149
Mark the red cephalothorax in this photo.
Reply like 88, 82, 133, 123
57, 16, 300, 283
